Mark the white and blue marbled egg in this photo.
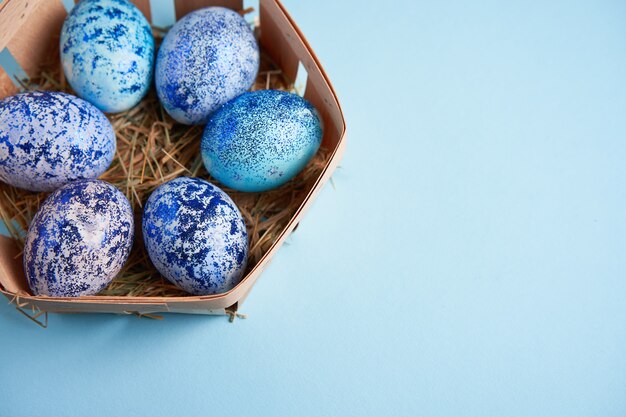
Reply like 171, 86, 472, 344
60, 0, 154, 113
201, 90, 323, 192
155, 7, 259, 125
24, 180, 134, 297
0, 91, 115, 192
142, 177, 248, 295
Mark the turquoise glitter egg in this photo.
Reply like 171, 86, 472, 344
142, 177, 248, 295
0, 91, 115, 192
24, 180, 134, 297
155, 7, 259, 125
201, 90, 323, 192
60, 0, 155, 113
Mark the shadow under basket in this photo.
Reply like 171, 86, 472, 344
0, 0, 346, 321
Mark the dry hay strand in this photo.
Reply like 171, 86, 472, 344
0, 38, 329, 298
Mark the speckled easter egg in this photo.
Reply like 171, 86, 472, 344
142, 177, 248, 295
155, 7, 259, 125
60, 0, 154, 113
24, 180, 134, 297
0, 91, 115, 192
201, 90, 323, 192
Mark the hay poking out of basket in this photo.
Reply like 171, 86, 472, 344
0, 39, 329, 298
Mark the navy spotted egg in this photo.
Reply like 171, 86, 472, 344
142, 177, 248, 295
24, 180, 134, 297
201, 90, 323, 192
0, 91, 115, 192
60, 0, 154, 113
155, 7, 259, 125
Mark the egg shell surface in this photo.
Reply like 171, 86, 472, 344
201, 90, 323, 192
155, 7, 259, 125
24, 179, 134, 297
0, 91, 115, 192
60, 0, 154, 113
142, 177, 248, 295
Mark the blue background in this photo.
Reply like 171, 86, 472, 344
1, 0, 626, 415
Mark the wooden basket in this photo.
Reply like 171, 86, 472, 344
0, 0, 346, 320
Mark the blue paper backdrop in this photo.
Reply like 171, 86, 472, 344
1, 0, 626, 416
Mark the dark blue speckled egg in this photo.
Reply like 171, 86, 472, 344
24, 180, 134, 297
201, 90, 323, 192
0, 91, 115, 192
155, 7, 259, 125
60, 0, 154, 113
142, 177, 248, 295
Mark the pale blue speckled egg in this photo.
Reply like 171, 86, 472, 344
201, 90, 323, 192
60, 0, 154, 113
155, 7, 259, 125
142, 177, 248, 295
0, 91, 115, 192
24, 179, 134, 297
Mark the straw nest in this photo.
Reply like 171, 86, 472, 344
0, 22, 329, 298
